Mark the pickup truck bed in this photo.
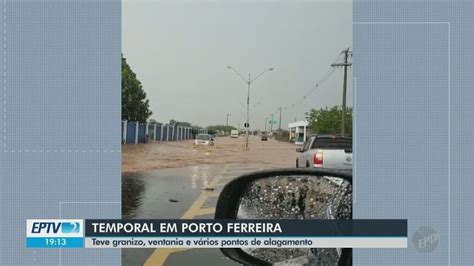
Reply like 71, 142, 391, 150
296, 135, 352, 171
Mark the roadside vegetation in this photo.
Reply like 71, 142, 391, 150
306, 106, 352, 136
122, 54, 153, 122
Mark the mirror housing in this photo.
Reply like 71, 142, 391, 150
215, 168, 352, 266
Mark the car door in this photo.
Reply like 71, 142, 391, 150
298, 137, 313, 167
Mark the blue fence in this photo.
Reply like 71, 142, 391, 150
162, 125, 169, 141
122, 121, 193, 144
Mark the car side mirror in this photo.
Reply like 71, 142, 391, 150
215, 168, 353, 266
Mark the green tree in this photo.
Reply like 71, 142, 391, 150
148, 118, 159, 124
168, 119, 191, 127
122, 54, 152, 122
307, 106, 352, 136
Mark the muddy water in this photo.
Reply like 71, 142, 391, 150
121, 137, 299, 266
122, 136, 297, 174
122, 165, 225, 219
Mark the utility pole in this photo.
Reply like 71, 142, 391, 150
246, 73, 250, 149
331, 48, 352, 136
270, 113, 274, 132
264, 117, 268, 132
278, 107, 282, 131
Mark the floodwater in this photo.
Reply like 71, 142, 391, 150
122, 135, 296, 174
121, 136, 299, 265
122, 165, 225, 219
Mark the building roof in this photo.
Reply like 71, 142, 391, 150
288, 120, 309, 128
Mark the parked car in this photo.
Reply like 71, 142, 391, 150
296, 135, 352, 170
194, 134, 214, 146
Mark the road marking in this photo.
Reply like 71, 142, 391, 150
195, 207, 216, 217
181, 191, 219, 219
144, 166, 226, 266
144, 164, 265, 265
144, 248, 190, 266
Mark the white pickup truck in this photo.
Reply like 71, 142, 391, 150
296, 135, 352, 170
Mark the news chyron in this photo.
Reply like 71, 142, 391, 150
27, 220, 84, 248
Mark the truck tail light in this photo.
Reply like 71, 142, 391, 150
313, 151, 323, 167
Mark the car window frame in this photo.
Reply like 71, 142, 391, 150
302, 137, 313, 152
311, 136, 352, 150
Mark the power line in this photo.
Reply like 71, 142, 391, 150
264, 48, 350, 127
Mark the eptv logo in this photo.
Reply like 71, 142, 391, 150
27, 219, 83, 237
31, 222, 80, 234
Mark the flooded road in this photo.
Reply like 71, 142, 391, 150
121, 136, 298, 265
122, 135, 296, 174
122, 165, 224, 219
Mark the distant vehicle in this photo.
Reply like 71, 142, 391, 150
261, 132, 268, 141
194, 134, 214, 146
296, 135, 352, 171
230, 130, 239, 138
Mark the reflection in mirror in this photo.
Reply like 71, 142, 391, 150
236, 175, 352, 265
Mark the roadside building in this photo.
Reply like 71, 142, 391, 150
288, 120, 309, 145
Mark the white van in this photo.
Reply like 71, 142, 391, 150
230, 130, 239, 138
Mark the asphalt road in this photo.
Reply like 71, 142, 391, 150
121, 136, 297, 266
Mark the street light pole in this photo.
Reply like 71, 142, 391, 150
226, 113, 231, 127
270, 113, 274, 132
227, 66, 274, 149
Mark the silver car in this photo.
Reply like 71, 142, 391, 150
193, 134, 215, 146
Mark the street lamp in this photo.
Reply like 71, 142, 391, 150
226, 113, 231, 127
227, 66, 274, 149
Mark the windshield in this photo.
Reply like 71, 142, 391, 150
311, 137, 352, 150
197, 134, 211, 140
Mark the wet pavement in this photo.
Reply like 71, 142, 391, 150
122, 165, 224, 219
121, 136, 298, 265
122, 163, 273, 266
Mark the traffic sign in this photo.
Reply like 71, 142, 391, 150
268, 120, 277, 124
244, 122, 249, 128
